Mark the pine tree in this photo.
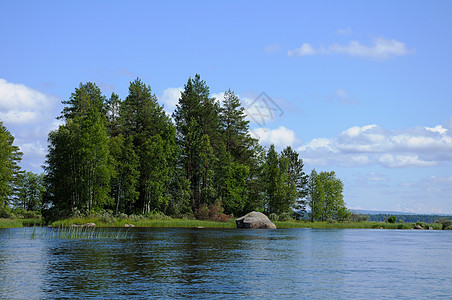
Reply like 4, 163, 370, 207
120, 78, 177, 214
173, 74, 220, 214
281, 146, 308, 215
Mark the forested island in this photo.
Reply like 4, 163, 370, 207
0, 74, 450, 229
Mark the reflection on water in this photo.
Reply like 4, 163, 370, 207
0, 227, 451, 299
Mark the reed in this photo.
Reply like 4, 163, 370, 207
27, 226, 131, 239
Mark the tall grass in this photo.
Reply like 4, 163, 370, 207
28, 226, 131, 239
0, 218, 23, 228
51, 217, 237, 228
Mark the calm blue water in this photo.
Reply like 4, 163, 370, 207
0, 227, 451, 299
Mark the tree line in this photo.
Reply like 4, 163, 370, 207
0, 75, 348, 222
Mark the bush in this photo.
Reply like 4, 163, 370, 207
278, 212, 293, 222
268, 213, 278, 222
196, 200, 231, 222
117, 213, 128, 220
435, 218, 452, 230
96, 210, 116, 224
344, 213, 369, 223
0, 209, 13, 219
13, 209, 41, 219
129, 214, 144, 222
144, 210, 171, 220
387, 215, 397, 223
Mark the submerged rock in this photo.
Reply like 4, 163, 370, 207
236, 211, 276, 229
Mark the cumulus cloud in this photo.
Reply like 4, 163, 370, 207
287, 43, 318, 57
158, 87, 183, 113
0, 78, 61, 172
0, 79, 56, 125
250, 126, 295, 148
288, 38, 413, 60
299, 123, 452, 168
211, 92, 225, 105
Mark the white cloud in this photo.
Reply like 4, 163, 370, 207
379, 154, 436, 168
0, 78, 61, 172
158, 87, 183, 113
299, 122, 452, 168
264, 44, 283, 53
0, 79, 56, 125
329, 38, 412, 59
211, 92, 225, 105
288, 38, 413, 60
426, 125, 447, 134
287, 43, 318, 57
250, 126, 295, 148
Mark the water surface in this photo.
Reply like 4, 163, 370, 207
0, 227, 450, 299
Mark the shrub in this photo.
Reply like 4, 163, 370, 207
278, 212, 293, 221
13, 209, 41, 219
435, 218, 452, 230
117, 213, 128, 220
196, 200, 231, 222
387, 215, 397, 223
268, 213, 278, 221
129, 214, 144, 222
346, 213, 369, 223
145, 210, 171, 220
97, 210, 116, 224
0, 210, 13, 219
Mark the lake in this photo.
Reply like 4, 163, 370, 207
0, 227, 451, 299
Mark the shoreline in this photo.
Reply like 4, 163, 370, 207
1, 218, 446, 230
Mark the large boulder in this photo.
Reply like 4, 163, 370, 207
236, 211, 276, 229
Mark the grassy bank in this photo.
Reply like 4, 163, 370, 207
0, 218, 23, 228
2, 216, 444, 230
274, 220, 442, 230
50, 217, 237, 228
0, 218, 44, 228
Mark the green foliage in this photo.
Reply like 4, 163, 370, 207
343, 213, 369, 222
435, 218, 452, 230
386, 215, 397, 223
39, 75, 347, 222
308, 169, 346, 222
0, 121, 23, 212
44, 82, 112, 215
0, 218, 23, 228
14, 172, 45, 211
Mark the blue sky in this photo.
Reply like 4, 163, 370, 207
1, 0, 451, 214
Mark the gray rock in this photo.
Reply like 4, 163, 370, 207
414, 224, 423, 230
236, 211, 276, 229
83, 222, 96, 228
